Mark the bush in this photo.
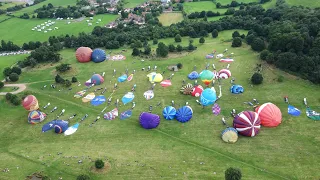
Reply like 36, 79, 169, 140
95, 159, 104, 169
11, 67, 22, 75
232, 37, 242, 47
176, 45, 183, 52
5, 93, 12, 101
277, 75, 284, 82
153, 39, 158, 45
65, 79, 72, 87
56, 64, 71, 73
168, 44, 175, 52
72, 77, 78, 83
156, 42, 169, 57
3, 67, 12, 77
132, 48, 140, 56
55, 74, 65, 84
77, 174, 91, 180
177, 63, 183, 69
251, 37, 265, 51
251, 72, 263, 85
0, 81, 4, 88
199, 37, 205, 44
9, 73, 19, 82
212, 29, 218, 38
260, 50, 269, 60
225, 167, 242, 180
174, 34, 182, 42
232, 31, 240, 38
11, 95, 21, 106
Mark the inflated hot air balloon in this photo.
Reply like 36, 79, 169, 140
28, 110, 46, 124
191, 85, 203, 97
221, 127, 238, 143
91, 74, 104, 85
200, 70, 214, 86
180, 83, 193, 95
200, 88, 217, 106
91, 49, 106, 63
149, 73, 163, 83
139, 112, 160, 129
233, 111, 261, 137
176, 106, 193, 123
76, 47, 92, 63
219, 69, 231, 79
22, 95, 39, 111
230, 85, 244, 94
54, 120, 69, 134
255, 103, 282, 127
212, 103, 221, 116
162, 106, 176, 120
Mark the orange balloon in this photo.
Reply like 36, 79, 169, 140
22, 95, 39, 111
255, 103, 282, 127
76, 47, 92, 63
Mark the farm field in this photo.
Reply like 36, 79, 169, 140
0, 30, 319, 179
158, 12, 183, 26
183, 1, 239, 14
0, 14, 118, 45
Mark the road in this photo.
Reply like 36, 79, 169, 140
0, 83, 27, 95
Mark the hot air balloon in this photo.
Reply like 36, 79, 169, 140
176, 106, 193, 123
212, 103, 221, 115
200, 88, 217, 106
162, 106, 176, 120
104, 108, 119, 120
188, 71, 199, 80
22, 95, 39, 111
233, 111, 261, 137
122, 92, 134, 105
255, 103, 282, 127
219, 69, 231, 79
191, 85, 203, 97
148, 73, 163, 83
230, 85, 244, 94
221, 127, 238, 143
91, 49, 106, 63
54, 120, 69, 134
28, 110, 46, 124
180, 83, 193, 95
200, 70, 214, 86
76, 47, 92, 63
139, 112, 160, 129
42, 120, 58, 132
91, 74, 104, 85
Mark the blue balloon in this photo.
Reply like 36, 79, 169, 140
188, 71, 199, 80
91, 49, 106, 63
200, 88, 217, 106
230, 85, 244, 94
91, 95, 106, 106
118, 74, 127, 82
176, 106, 193, 123
121, 92, 134, 105
42, 120, 58, 132
288, 105, 301, 116
54, 120, 69, 134
162, 106, 176, 120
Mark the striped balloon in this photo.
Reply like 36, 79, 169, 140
233, 111, 261, 137
218, 69, 231, 79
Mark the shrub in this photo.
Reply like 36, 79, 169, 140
55, 74, 65, 84
251, 37, 265, 51
132, 48, 140, 56
0, 81, 4, 88
77, 174, 91, 180
5, 93, 12, 101
232, 37, 242, 47
56, 64, 71, 73
212, 29, 218, 38
174, 34, 182, 42
225, 167, 242, 180
9, 73, 19, 82
95, 159, 104, 169
65, 79, 72, 87
72, 77, 78, 83
177, 63, 183, 69
232, 31, 240, 38
199, 37, 205, 44
11, 67, 22, 75
3, 67, 12, 77
277, 75, 284, 82
176, 45, 183, 52
251, 72, 263, 85
11, 95, 21, 106
153, 38, 158, 45
260, 50, 269, 60
168, 44, 175, 52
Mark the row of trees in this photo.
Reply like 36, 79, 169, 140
3, 67, 22, 82
188, 10, 221, 19
0, 40, 20, 52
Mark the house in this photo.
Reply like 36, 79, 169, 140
161, 0, 170, 4
105, 22, 118, 28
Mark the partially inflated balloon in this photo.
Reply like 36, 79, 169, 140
28, 110, 46, 124
200, 88, 217, 106
149, 73, 163, 83
91, 49, 106, 63
22, 95, 39, 111
200, 70, 214, 86
255, 103, 282, 127
91, 74, 104, 85
76, 47, 92, 63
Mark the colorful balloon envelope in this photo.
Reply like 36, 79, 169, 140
191, 85, 203, 97
200, 70, 214, 86
139, 112, 160, 129
22, 95, 39, 111
188, 71, 199, 80
306, 107, 320, 120
28, 110, 46, 124
42, 120, 58, 132
149, 73, 163, 83
120, 109, 133, 120
180, 83, 193, 95
176, 106, 193, 123
288, 105, 301, 116
212, 103, 221, 116
162, 106, 176, 120
91, 95, 106, 106
219, 69, 231, 79
54, 120, 69, 134
233, 111, 261, 137
118, 74, 128, 82
76, 47, 92, 63
91, 74, 104, 85
221, 127, 238, 143
122, 92, 134, 105
104, 108, 119, 120
91, 48, 106, 63
200, 88, 217, 106
255, 103, 282, 127
230, 85, 244, 94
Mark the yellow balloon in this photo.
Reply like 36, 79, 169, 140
149, 73, 163, 83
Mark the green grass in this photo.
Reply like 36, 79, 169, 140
0, 14, 118, 45
0, 30, 319, 179
183, 1, 239, 14
0, 14, 11, 22
262, 0, 277, 9
217, 0, 259, 5
286, 0, 320, 7
0, 86, 19, 93
0, 2, 24, 10
0, 54, 27, 80
158, 12, 183, 26
123, 0, 146, 8
208, 15, 231, 21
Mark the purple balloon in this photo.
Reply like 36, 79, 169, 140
139, 112, 160, 129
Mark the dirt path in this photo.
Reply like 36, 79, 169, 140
0, 83, 27, 95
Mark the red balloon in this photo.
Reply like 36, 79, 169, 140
76, 47, 92, 63
191, 85, 203, 97
233, 111, 261, 137
255, 103, 282, 127
22, 95, 39, 111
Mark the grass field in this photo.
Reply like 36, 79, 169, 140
286, 0, 320, 7
123, 0, 146, 8
158, 12, 183, 26
0, 14, 118, 45
0, 2, 24, 10
0, 30, 319, 179
216, 0, 259, 5
0, 54, 28, 80
183, 1, 240, 14
0, 86, 18, 93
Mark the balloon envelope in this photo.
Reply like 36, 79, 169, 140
212, 103, 221, 116
230, 85, 244, 94
22, 95, 39, 111
191, 85, 203, 97
91, 95, 106, 106
233, 111, 261, 137
122, 92, 134, 105
200, 88, 217, 106
118, 74, 128, 82
91, 49, 106, 63
149, 73, 163, 83
139, 112, 160, 129
54, 120, 69, 134
306, 107, 320, 120
288, 105, 301, 116
42, 120, 58, 132
28, 110, 46, 124
120, 109, 133, 120
188, 71, 199, 80
176, 106, 193, 123
180, 83, 193, 95
64, 123, 79, 136
255, 103, 282, 127
76, 47, 92, 63
162, 106, 176, 120
91, 74, 104, 85
221, 127, 238, 143
219, 69, 231, 79
200, 70, 214, 85
104, 108, 118, 120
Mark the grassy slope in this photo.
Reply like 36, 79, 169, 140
0, 30, 319, 179
158, 12, 183, 26
183, 1, 240, 14
0, 54, 28, 80
0, 2, 24, 10
0, 14, 118, 46
123, 0, 146, 8
286, 0, 320, 7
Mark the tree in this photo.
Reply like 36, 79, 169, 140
156, 42, 169, 57
232, 37, 242, 47
56, 64, 71, 73
188, 43, 195, 51
153, 39, 158, 45
77, 174, 90, 180
175, 34, 182, 43
176, 45, 183, 52
132, 48, 140, 56
199, 37, 205, 44
3, 67, 12, 77
72, 77, 78, 83
11, 96, 21, 106
65, 79, 72, 87
216, 2, 221, 8
251, 38, 265, 51
55, 74, 64, 84
9, 73, 19, 82
245, 34, 255, 45
212, 29, 218, 38
144, 46, 151, 55
11, 67, 21, 75
225, 167, 242, 180
0, 81, 4, 88
177, 63, 183, 69
260, 50, 270, 60
95, 159, 104, 169
5, 93, 12, 101
251, 72, 263, 85
168, 44, 175, 52
232, 31, 240, 38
